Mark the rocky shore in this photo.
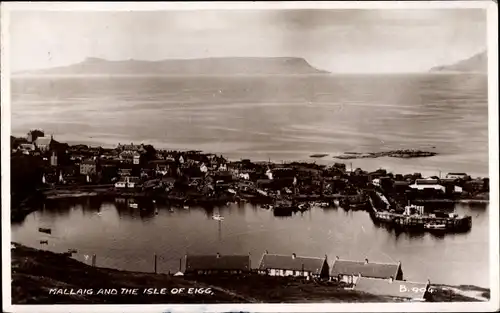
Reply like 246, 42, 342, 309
333, 150, 438, 160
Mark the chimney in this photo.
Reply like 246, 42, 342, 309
324, 254, 328, 261
216, 252, 221, 258
364, 258, 369, 264
358, 273, 362, 279
265, 250, 269, 255
292, 253, 296, 259
335, 256, 339, 260
389, 276, 394, 283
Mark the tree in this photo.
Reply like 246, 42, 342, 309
143, 144, 157, 162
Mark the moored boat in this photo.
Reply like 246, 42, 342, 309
212, 214, 224, 221
38, 227, 52, 234
424, 223, 447, 231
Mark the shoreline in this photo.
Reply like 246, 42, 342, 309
9, 184, 488, 223
39, 185, 490, 203
10, 243, 490, 304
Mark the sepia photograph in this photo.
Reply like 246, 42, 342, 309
1, 2, 498, 312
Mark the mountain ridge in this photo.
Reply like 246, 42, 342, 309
14, 57, 330, 76
430, 51, 487, 73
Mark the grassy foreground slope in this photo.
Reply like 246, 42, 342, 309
10, 243, 487, 304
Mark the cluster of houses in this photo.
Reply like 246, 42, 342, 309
11, 130, 489, 208
183, 252, 431, 302
356, 168, 489, 209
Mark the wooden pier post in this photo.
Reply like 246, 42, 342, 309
92, 254, 96, 267
179, 257, 182, 272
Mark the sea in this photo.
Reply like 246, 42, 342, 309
10, 73, 491, 288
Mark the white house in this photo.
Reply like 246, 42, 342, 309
156, 164, 169, 176
200, 163, 208, 173
35, 136, 52, 152
330, 257, 403, 285
18, 143, 36, 155
409, 178, 445, 193
258, 252, 330, 280
114, 176, 140, 188
266, 169, 273, 180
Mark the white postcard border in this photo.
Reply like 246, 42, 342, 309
1, 1, 498, 312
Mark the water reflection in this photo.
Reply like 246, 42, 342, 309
11, 196, 490, 288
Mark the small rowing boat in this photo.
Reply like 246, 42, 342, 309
38, 227, 52, 234
212, 214, 224, 221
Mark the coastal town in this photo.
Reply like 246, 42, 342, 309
11, 129, 489, 223
10, 129, 491, 303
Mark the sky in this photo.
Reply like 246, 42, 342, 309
8, 9, 487, 73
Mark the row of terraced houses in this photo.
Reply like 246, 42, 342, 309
183, 251, 431, 302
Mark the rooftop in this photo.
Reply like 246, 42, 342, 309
35, 136, 52, 146
258, 253, 326, 274
330, 258, 401, 279
185, 254, 250, 271
415, 179, 440, 185
354, 277, 429, 300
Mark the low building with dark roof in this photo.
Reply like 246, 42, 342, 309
184, 253, 251, 276
330, 257, 403, 285
354, 276, 430, 301
258, 251, 329, 280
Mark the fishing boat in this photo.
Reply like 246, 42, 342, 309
424, 223, 447, 231
128, 200, 139, 209
318, 202, 330, 208
38, 227, 52, 234
298, 202, 310, 212
212, 214, 224, 221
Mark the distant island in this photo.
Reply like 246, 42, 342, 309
333, 150, 438, 160
14, 57, 330, 76
430, 51, 487, 73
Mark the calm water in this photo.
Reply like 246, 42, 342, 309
10, 73, 491, 288
11, 74, 489, 177
11, 198, 489, 288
